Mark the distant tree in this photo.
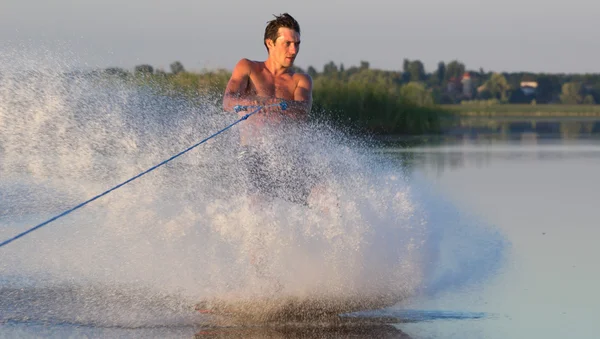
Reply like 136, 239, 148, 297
134, 64, 154, 75
348, 68, 392, 85
427, 73, 440, 88
521, 73, 536, 82
323, 61, 338, 75
407, 60, 425, 82
505, 73, 521, 90
170, 61, 185, 74
478, 88, 493, 100
307, 66, 318, 78
560, 82, 583, 104
444, 60, 466, 82
400, 82, 434, 106
403, 59, 410, 73
437, 62, 446, 85
583, 94, 596, 104
431, 87, 443, 104
401, 71, 411, 84
590, 84, 600, 104
486, 73, 511, 102
359, 61, 369, 70
536, 75, 560, 103
104, 67, 128, 78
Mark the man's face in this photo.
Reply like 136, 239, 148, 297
268, 27, 300, 68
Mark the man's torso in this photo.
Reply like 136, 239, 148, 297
238, 61, 303, 144
244, 61, 299, 100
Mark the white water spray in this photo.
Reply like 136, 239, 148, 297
0, 49, 505, 327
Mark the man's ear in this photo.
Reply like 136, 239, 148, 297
265, 39, 275, 50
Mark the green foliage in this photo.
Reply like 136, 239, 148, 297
104, 67, 128, 78
403, 59, 426, 82
444, 60, 465, 82
560, 82, 583, 104
125, 64, 230, 103
583, 95, 596, 104
113, 55, 600, 135
113, 61, 445, 134
309, 63, 443, 134
311, 73, 442, 134
164, 69, 230, 97
485, 73, 511, 102
134, 64, 154, 75
460, 99, 500, 107
170, 61, 185, 74
436, 62, 446, 86
323, 61, 339, 76
400, 82, 434, 106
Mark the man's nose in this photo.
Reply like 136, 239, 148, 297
289, 44, 298, 54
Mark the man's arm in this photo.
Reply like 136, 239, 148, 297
289, 73, 313, 120
223, 59, 252, 112
223, 59, 280, 114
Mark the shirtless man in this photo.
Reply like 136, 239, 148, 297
223, 13, 312, 145
223, 13, 316, 205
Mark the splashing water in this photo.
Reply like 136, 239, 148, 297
0, 49, 506, 327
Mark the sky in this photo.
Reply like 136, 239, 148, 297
1, 0, 597, 74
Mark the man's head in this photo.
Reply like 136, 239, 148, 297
264, 13, 301, 68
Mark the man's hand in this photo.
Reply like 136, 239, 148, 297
232, 97, 281, 117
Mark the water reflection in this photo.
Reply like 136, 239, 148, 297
380, 118, 600, 174
446, 117, 600, 140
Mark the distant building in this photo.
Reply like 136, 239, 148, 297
461, 73, 473, 98
520, 81, 538, 96
520, 81, 538, 88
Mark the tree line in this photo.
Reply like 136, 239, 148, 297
389, 59, 599, 105
106, 59, 600, 106
102, 61, 443, 134
100, 59, 598, 134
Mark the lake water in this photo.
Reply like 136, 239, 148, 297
3, 128, 598, 338
383, 131, 600, 338
1, 61, 598, 338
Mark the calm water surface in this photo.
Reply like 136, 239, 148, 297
388, 132, 600, 339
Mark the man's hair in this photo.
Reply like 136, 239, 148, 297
264, 13, 300, 51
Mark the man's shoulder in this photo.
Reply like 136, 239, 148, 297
293, 71, 313, 86
236, 58, 258, 65
235, 58, 262, 72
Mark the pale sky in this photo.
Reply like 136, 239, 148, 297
1, 0, 597, 74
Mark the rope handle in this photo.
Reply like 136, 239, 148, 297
234, 100, 288, 114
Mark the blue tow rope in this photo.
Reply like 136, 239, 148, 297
0, 101, 287, 249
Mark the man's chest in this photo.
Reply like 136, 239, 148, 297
249, 74, 296, 99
